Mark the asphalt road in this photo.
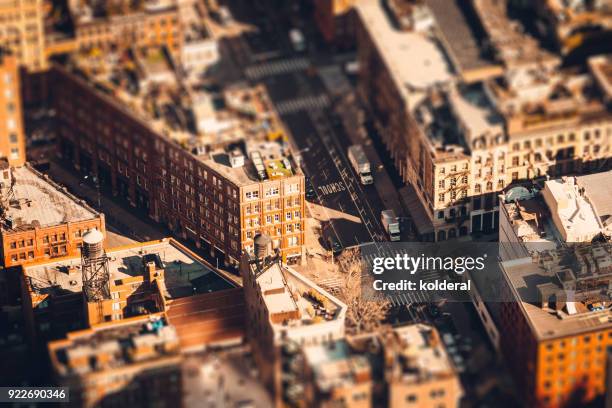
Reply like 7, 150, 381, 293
256, 67, 387, 248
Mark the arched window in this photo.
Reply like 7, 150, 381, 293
437, 230, 446, 241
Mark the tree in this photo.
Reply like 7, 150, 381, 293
337, 253, 390, 335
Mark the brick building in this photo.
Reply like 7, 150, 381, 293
49, 64, 305, 266
0, 164, 105, 268
48, 316, 183, 408
21, 236, 239, 344
472, 171, 612, 407
69, 0, 183, 56
313, 0, 356, 49
0, 51, 26, 167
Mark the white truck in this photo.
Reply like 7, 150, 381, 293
348, 145, 373, 185
381, 210, 401, 241
289, 29, 306, 52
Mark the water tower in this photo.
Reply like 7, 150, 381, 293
81, 228, 110, 302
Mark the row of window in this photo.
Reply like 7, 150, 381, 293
9, 245, 68, 263
511, 128, 607, 152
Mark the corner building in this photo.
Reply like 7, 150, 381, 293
50, 66, 305, 267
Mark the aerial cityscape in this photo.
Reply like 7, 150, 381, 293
1, 0, 612, 407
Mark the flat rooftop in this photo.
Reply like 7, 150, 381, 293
50, 317, 181, 377
197, 141, 299, 187
24, 239, 233, 300
448, 83, 504, 146
247, 256, 346, 334
0, 166, 98, 232
576, 171, 612, 228
355, 0, 454, 108
471, 0, 557, 68
303, 340, 371, 392
501, 256, 612, 341
425, 0, 502, 79
389, 323, 456, 382
589, 55, 612, 102
544, 177, 601, 242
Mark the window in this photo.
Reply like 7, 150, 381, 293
286, 183, 299, 193
438, 180, 445, 188
245, 191, 259, 200
438, 211, 444, 219
438, 193, 444, 202
265, 187, 279, 197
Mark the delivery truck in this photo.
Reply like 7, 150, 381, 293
348, 145, 373, 185
381, 210, 401, 241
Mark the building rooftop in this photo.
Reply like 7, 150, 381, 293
501, 173, 611, 248
61, 53, 299, 187
0, 165, 99, 232
303, 340, 372, 392
23, 238, 234, 302
589, 55, 612, 103
49, 316, 181, 377
71, 0, 177, 24
501, 253, 612, 341
447, 83, 505, 148
197, 140, 299, 186
383, 323, 457, 383
245, 253, 346, 341
543, 177, 601, 243
471, 0, 558, 68
425, 0, 502, 81
355, 0, 454, 108
576, 170, 612, 230
541, 0, 612, 45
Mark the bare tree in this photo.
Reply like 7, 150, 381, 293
337, 255, 391, 336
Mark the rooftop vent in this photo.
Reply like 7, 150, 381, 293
229, 149, 245, 168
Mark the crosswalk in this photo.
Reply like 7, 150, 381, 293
275, 94, 331, 115
244, 57, 310, 80
361, 245, 443, 306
